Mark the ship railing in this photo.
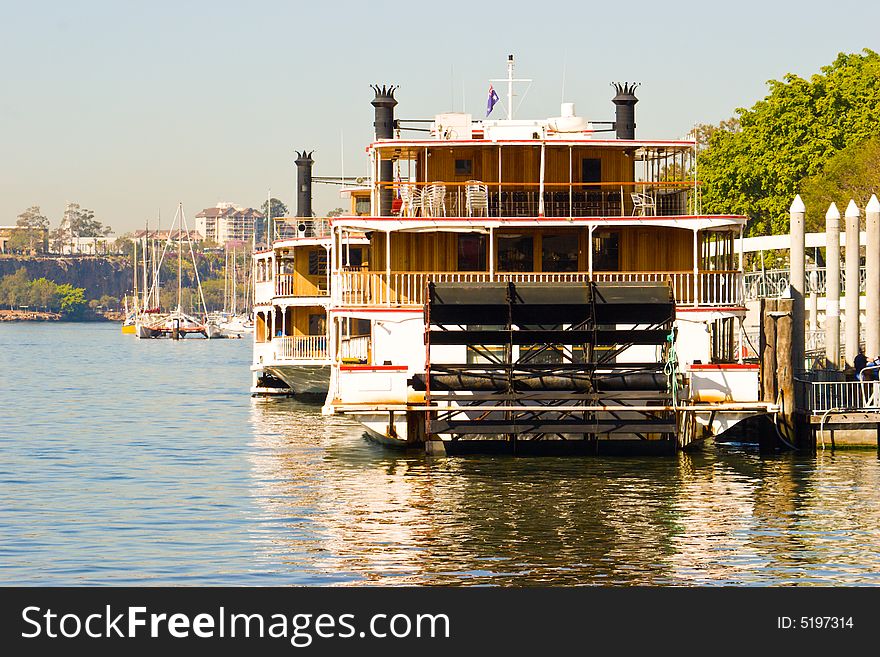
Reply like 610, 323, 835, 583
274, 335, 329, 361
339, 335, 370, 363
334, 270, 743, 308
274, 218, 332, 240
274, 273, 329, 297
387, 181, 694, 218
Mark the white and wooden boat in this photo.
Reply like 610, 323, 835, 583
258, 57, 776, 451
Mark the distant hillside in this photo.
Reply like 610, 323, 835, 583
0, 256, 132, 300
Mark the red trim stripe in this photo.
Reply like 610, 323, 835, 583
340, 365, 408, 371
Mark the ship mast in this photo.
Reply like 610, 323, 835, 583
489, 54, 531, 120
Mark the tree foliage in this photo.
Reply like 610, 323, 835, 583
0, 268, 86, 316
260, 198, 288, 219
699, 49, 880, 235
799, 136, 880, 231
60, 202, 111, 240
10, 205, 49, 253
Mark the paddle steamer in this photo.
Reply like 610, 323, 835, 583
257, 57, 774, 452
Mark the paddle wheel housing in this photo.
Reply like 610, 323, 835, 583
415, 281, 680, 453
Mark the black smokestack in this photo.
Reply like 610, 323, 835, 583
295, 150, 314, 218
612, 82, 639, 140
371, 84, 398, 216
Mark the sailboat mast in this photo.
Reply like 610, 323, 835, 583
142, 235, 148, 309
154, 208, 161, 308
232, 247, 237, 315
178, 206, 182, 312
154, 237, 160, 308
133, 237, 139, 313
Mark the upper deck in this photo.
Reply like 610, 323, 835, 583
361, 112, 704, 222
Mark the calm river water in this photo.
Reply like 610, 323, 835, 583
2, 323, 879, 586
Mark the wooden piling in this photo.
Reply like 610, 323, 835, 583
776, 299, 795, 441
761, 298, 778, 403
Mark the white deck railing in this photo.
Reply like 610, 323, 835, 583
333, 270, 742, 308
274, 335, 329, 361
339, 335, 370, 362
274, 273, 329, 297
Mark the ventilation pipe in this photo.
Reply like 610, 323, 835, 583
295, 150, 314, 219
371, 84, 398, 216
612, 83, 639, 140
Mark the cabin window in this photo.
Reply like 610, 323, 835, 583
308, 313, 326, 336
344, 246, 364, 268
454, 159, 473, 176
581, 158, 601, 184
308, 249, 328, 277
255, 312, 266, 342
498, 235, 534, 272
355, 197, 371, 215
541, 233, 579, 272
592, 231, 619, 271
457, 234, 487, 271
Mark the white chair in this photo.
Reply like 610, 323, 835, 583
424, 183, 447, 217
631, 192, 656, 216
399, 185, 422, 217
465, 181, 489, 217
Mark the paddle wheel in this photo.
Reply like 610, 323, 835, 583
414, 281, 680, 454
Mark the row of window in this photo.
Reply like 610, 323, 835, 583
457, 233, 618, 272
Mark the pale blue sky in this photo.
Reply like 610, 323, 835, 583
1, 0, 877, 232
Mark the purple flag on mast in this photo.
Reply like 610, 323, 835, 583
486, 84, 499, 117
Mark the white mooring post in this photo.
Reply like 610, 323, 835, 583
790, 195, 806, 378
825, 202, 841, 368
809, 270, 819, 333
845, 200, 861, 367
866, 194, 880, 360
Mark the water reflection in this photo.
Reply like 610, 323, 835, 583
2, 324, 878, 585
248, 401, 880, 586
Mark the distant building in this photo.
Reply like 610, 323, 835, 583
131, 229, 204, 243
0, 225, 49, 254
60, 235, 119, 255
195, 203, 264, 245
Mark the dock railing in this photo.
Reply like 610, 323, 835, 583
334, 270, 742, 308
799, 366, 880, 412
744, 265, 866, 301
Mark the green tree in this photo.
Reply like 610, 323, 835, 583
699, 49, 880, 235
799, 136, 880, 230
56, 283, 86, 317
6, 231, 35, 254
15, 205, 49, 253
30, 277, 60, 310
60, 202, 111, 243
326, 207, 345, 218
0, 269, 31, 308
260, 198, 288, 219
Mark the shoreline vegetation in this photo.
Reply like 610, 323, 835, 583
0, 309, 124, 322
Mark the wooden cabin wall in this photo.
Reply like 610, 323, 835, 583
415, 146, 634, 187
289, 306, 324, 336
293, 246, 323, 295
544, 148, 634, 186
370, 227, 694, 273
617, 227, 693, 271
